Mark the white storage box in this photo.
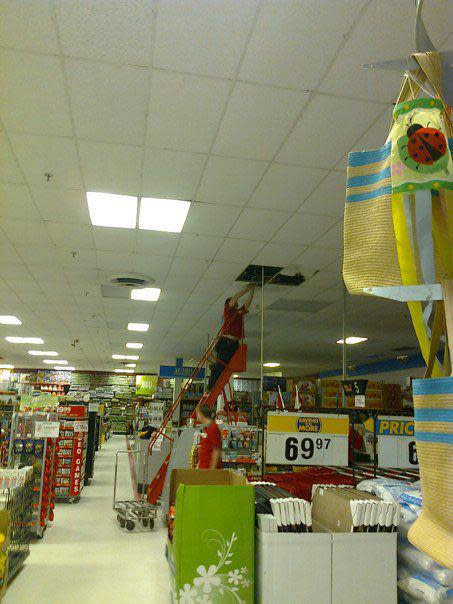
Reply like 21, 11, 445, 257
255, 528, 397, 604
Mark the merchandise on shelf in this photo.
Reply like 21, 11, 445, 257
191, 424, 261, 471
0, 466, 33, 588
54, 405, 88, 502
11, 413, 58, 537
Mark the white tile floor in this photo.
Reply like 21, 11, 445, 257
4, 436, 170, 604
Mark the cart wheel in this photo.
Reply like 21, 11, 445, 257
142, 518, 149, 527
119, 518, 126, 528
126, 520, 135, 531
148, 518, 154, 530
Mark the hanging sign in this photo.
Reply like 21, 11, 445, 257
266, 412, 349, 466
158, 358, 205, 380
70, 434, 84, 496
34, 421, 60, 438
377, 415, 418, 468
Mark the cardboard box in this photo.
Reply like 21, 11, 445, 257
168, 469, 255, 603
312, 488, 381, 533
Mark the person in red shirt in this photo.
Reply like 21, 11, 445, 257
196, 404, 223, 469
208, 284, 255, 390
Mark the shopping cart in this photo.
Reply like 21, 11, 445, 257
113, 449, 157, 532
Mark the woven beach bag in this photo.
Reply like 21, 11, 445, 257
343, 51, 453, 296
409, 377, 453, 569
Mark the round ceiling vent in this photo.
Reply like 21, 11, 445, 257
108, 273, 155, 288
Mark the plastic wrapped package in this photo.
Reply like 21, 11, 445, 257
357, 478, 414, 502
399, 543, 453, 588
398, 567, 452, 603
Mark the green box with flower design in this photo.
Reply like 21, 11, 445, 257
168, 469, 254, 603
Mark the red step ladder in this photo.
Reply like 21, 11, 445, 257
146, 332, 247, 504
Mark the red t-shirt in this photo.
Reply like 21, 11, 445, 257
198, 422, 223, 469
223, 304, 246, 339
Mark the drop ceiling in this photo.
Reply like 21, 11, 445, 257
0, 0, 451, 376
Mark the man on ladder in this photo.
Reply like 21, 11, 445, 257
208, 284, 256, 391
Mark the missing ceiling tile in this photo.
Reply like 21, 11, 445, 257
236, 264, 305, 286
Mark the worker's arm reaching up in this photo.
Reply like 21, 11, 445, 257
228, 283, 255, 308
242, 284, 256, 311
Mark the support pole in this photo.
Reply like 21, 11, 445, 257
342, 283, 347, 408
260, 267, 265, 479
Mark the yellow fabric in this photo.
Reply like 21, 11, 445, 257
391, 193, 444, 376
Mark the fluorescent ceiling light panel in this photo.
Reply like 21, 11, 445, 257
0, 315, 22, 325
114, 368, 134, 373
337, 337, 368, 345
130, 287, 161, 302
28, 350, 58, 356
139, 197, 190, 233
125, 363, 136, 368
0, 364, 14, 369
45, 359, 68, 365
127, 322, 149, 332
112, 354, 126, 360
263, 362, 280, 367
112, 354, 139, 361
55, 366, 75, 371
5, 336, 44, 344
126, 342, 143, 349
87, 192, 137, 228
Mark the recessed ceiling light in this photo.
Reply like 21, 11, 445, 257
86, 192, 137, 228
263, 362, 280, 367
337, 337, 368, 345
130, 287, 161, 302
0, 364, 14, 369
139, 197, 191, 233
114, 368, 134, 374
233, 374, 239, 378
28, 350, 59, 356
55, 366, 75, 371
0, 315, 22, 325
44, 359, 68, 365
125, 363, 136, 368
5, 336, 44, 344
112, 354, 139, 361
127, 322, 149, 332
126, 342, 143, 349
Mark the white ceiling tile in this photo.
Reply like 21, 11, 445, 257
197, 156, 267, 205
66, 59, 149, 146
319, 1, 453, 102
253, 242, 307, 267
56, 248, 97, 269
0, 236, 24, 266
56, 0, 155, 64
339, 107, 393, 166
132, 254, 173, 281
213, 82, 308, 160
248, 163, 327, 212
96, 251, 138, 272
92, 226, 136, 253
146, 70, 231, 153
1, 50, 73, 136
1, 218, 53, 248
239, 0, 365, 89
183, 202, 242, 237
0, 1, 58, 52
9, 133, 83, 189
215, 238, 263, 264
175, 234, 224, 260
277, 95, 382, 168
272, 212, 338, 245
79, 140, 142, 194
33, 188, 90, 225
0, 135, 24, 183
0, 183, 40, 220
136, 231, 180, 257
293, 245, 342, 274
313, 220, 343, 249
229, 208, 290, 241
141, 148, 205, 199
202, 260, 245, 281
154, 0, 259, 77
47, 222, 95, 250
301, 171, 346, 217
169, 256, 210, 278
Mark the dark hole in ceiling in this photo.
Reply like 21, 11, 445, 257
236, 264, 305, 286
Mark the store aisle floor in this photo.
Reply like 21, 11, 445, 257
4, 436, 170, 604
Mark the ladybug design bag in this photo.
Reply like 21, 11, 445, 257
343, 51, 453, 376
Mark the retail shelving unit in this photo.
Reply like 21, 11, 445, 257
54, 405, 88, 503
